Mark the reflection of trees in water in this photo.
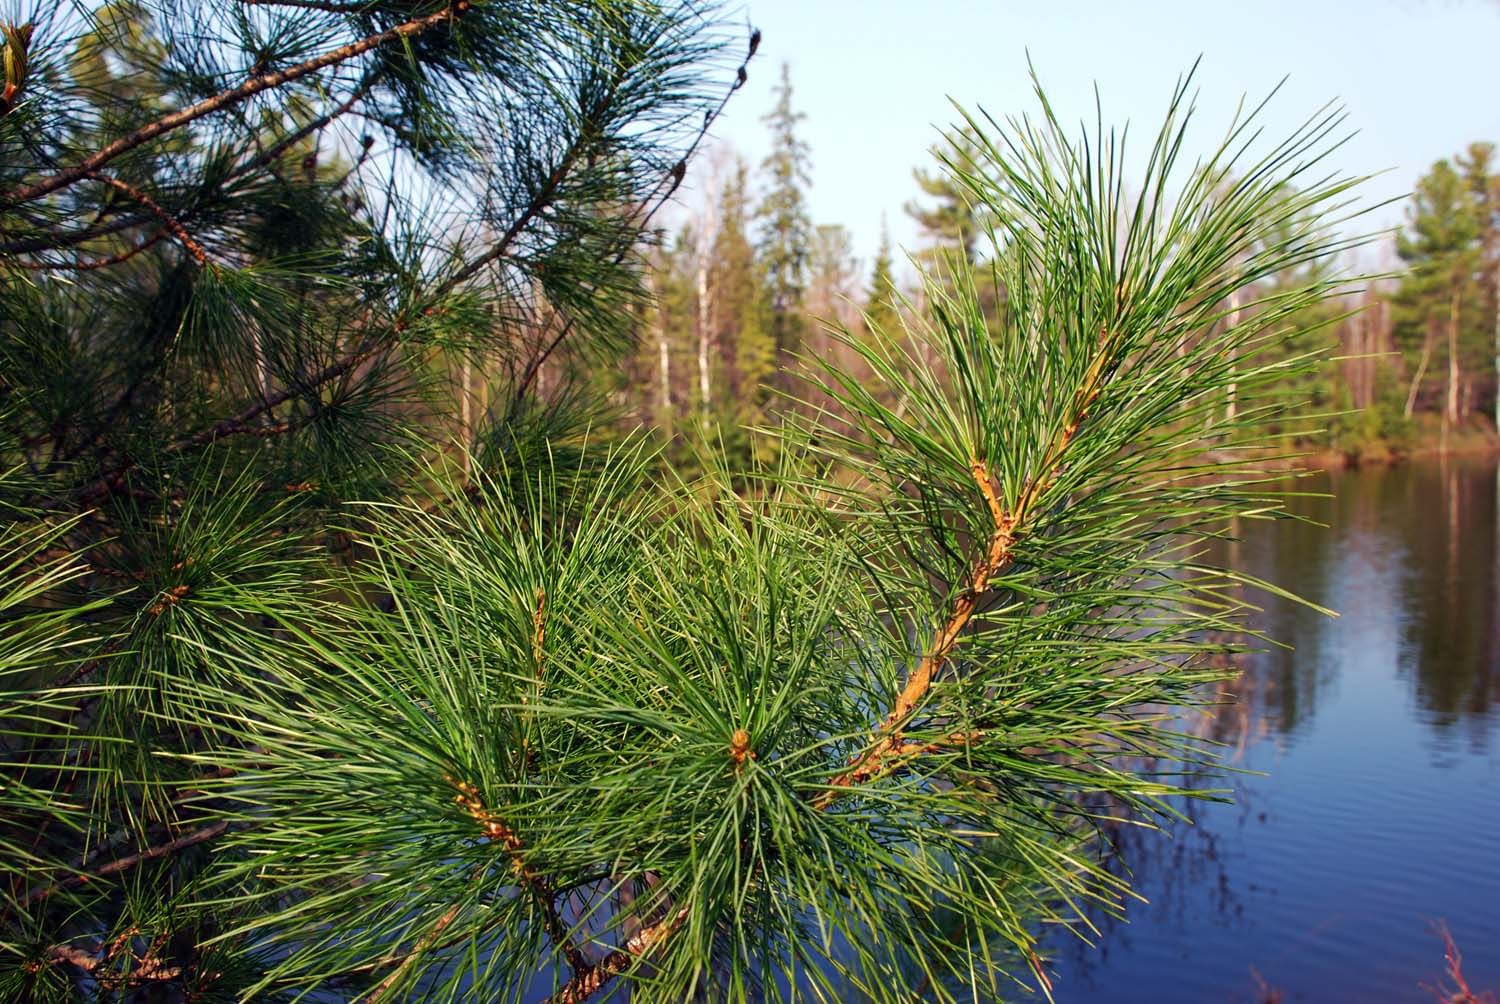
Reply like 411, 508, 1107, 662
1388, 458, 1500, 736
1044, 459, 1500, 996
1203, 459, 1499, 744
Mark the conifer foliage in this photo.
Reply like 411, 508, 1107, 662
2, 7, 1366, 1002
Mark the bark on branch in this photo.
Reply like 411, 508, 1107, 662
1, 3, 467, 207
544, 907, 688, 1004
22, 819, 231, 907
815, 329, 1115, 809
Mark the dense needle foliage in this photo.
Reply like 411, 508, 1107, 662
0, 1, 1369, 999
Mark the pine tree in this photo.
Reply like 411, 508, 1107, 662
711, 159, 776, 463
1392, 157, 1486, 424
0, 1, 751, 998
1456, 142, 1500, 429
905, 126, 986, 267
5, 21, 1366, 1004
756, 62, 812, 374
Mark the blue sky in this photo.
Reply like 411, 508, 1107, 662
675, 0, 1500, 277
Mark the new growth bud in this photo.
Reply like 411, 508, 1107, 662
1, 22, 34, 118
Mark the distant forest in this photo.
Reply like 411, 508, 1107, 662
507, 64, 1498, 468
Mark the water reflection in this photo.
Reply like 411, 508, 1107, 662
1049, 455, 1500, 1002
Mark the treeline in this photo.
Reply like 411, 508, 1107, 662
591, 65, 1500, 466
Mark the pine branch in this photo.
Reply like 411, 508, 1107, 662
363, 901, 463, 1002
508, 27, 761, 405
543, 907, 688, 1004
0, 210, 160, 255
9, 229, 167, 270
42, 939, 184, 986
21, 819, 231, 907
239, 0, 382, 11
0, 79, 372, 260
87, 173, 208, 266
237, 74, 377, 182
447, 777, 586, 972
0, 2, 470, 207
814, 330, 1114, 810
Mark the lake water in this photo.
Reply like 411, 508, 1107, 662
1048, 455, 1500, 1002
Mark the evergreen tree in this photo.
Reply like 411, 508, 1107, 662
865, 215, 900, 335
904, 126, 986, 267
1456, 141, 1500, 429
1392, 157, 1486, 424
712, 160, 776, 462
756, 62, 812, 372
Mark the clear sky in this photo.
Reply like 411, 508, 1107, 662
675, 0, 1500, 278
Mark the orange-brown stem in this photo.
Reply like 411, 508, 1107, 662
88, 174, 209, 266
447, 777, 585, 973
816, 333, 1114, 812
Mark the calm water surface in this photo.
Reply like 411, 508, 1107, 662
1049, 455, 1500, 1002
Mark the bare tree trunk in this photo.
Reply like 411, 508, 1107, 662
460, 355, 472, 475
644, 271, 671, 428
1493, 265, 1500, 433
696, 258, 711, 431
1405, 317, 1436, 420
695, 197, 716, 433
1447, 287, 1462, 428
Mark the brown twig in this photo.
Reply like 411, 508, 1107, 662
86, 173, 209, 266
239, 0, 381, 11
545, 906, 688, 1004
22, 820, 230, 907
1, 3, 468, 207
9, 229, 168, 270
446, 777, 585, 973
43, 939, 183, 987
532, 587, 547, 674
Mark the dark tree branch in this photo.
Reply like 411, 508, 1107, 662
10, 229, 167, 270
507, 31, 760, 405
88, 173, 208, 265
22, 819, 231, 907
0, 3, 468, 207
239, 0, 381, 11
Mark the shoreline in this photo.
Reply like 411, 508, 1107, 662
1300, 435, 1500, 471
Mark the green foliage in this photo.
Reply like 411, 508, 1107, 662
904, 126, 988, 267
2, 6, 1369, 998
0, 0, 741, 998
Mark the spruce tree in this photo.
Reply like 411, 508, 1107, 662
711, 159, 775, 464
865, 215, 900, 336
756, 62, 812, 375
